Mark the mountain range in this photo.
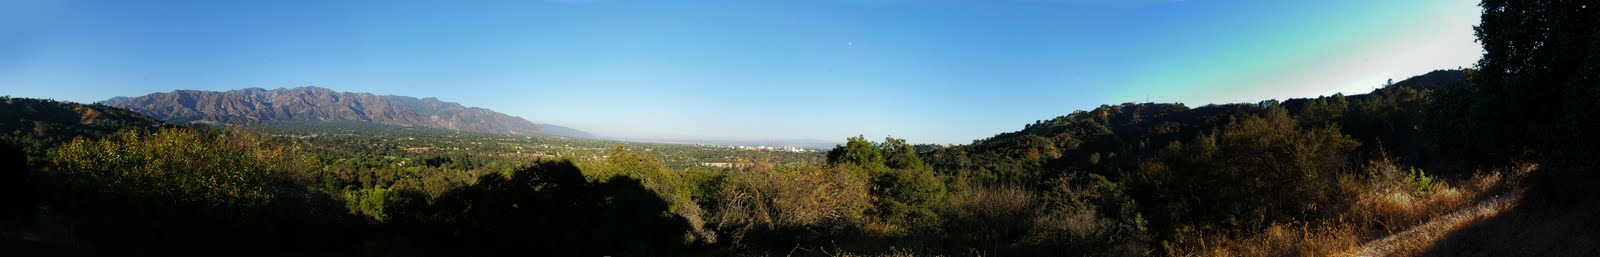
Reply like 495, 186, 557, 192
99, 87, 591, 138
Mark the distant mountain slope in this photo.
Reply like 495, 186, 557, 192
0, 97, 167, 149
99, 87, 592, 138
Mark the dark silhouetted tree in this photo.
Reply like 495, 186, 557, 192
1454, 0, 1600, 164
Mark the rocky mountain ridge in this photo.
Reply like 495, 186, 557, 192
99, 87, 591, 138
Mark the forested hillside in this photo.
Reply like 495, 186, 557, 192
0, 97, 166, 151
909, 69, 1477, 255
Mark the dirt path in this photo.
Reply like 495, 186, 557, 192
1349, 191, 1522, 257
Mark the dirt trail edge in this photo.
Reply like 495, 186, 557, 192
1349, 191, 1523, 257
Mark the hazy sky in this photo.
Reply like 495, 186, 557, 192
0, 0, 1482, 145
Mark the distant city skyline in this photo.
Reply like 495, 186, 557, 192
0, 0, 1483, 144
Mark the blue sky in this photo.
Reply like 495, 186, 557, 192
0, 0, 1482, 145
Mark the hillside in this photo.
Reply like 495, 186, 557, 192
99, 87, 591, 138
924, 69, 1465, 181
0, 96, 167, 150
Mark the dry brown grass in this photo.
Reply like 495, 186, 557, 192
1357, 192, 1517, 257
1340, 163, 1531, 257
1173, 160, 1534, 257
1352, 163, 1530, 235
826, 246, 952, 257
1181, 222, 1361, 257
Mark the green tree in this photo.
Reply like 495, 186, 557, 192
38, 127, 343, 254
881, 136, 926, 170
825, 136, 946, 232
1129, 107, 1359, 239
827, 135, 885, 168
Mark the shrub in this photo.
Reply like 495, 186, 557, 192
40, 127, 338, 254
342, 186, 393, 221
870, 167, 947, 232
1126, 107, 1359, 249
710, 160, 873, 248
825, 136, 950, 234
1023, 174, 1148, 257
938, 184, 1040, 255
1404, 167, 1436, 196
47, 128, 311, 206
585, 146, 715, 243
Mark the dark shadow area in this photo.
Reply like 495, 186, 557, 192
37, 172, 364, 256
20, 157, 696, 256
0, 239, 117, 256
1418, 167, 1600, 256
369, 159, 696, 256
0, 140, 35, 222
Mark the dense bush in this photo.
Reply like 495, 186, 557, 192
1129, 107, 1360, 242
584, 146, 719, 243
39, 127, 353, 254
709, 159, 873, 249
938, 183, 1039, 253
827, 136, 948, 234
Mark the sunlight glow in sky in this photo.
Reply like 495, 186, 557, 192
0, 0, 1483, 144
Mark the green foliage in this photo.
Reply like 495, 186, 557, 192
34, 127, 353, 254
709, 159, 873, 247
0, 97, 166, 152
1285, 75, 1448, 169
46, 127, 312, 207
938, 184, 1040, 254
870, 167, 946, 228
828, 135, 885, 168
881, 137, 926, 170
825, 136, 948, 233
342, 186, 393, 221
584, 146, 715, 242
265, 120, 822, 172
1404, 167, 1435, 196
924, 103, 1238, 185
1127, 107, 1360, 241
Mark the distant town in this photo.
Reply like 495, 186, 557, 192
697, 144, 817, 153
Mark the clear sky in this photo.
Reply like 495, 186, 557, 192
0, 0, 1482, 145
